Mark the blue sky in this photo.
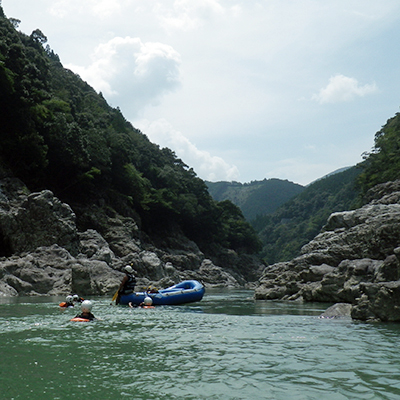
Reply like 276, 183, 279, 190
3, 0, 400, 185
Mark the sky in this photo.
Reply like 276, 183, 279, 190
3, 0, 400, 186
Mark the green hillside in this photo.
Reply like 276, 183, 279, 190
0, 7, 261, 256
252, 166, 361, 264
255, 109, 400, 265
206, 179, 304, 220
2, 4, 398, 269
358, 111, 400, 192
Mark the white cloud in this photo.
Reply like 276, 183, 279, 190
137, 118, 240, 181
49, 0, 125, 18
312, 74, 378, 104
157, 0, 225, 31
8, 0, 398, 186
66, 37, 181, 116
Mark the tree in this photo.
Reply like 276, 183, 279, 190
0, 8, 264, 261
30, 29, 47, 45
357, 113, 400, 193
9, 18, 20, 29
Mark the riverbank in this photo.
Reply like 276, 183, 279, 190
0, 177, 264, 297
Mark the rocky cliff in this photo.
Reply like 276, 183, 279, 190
0, 178, 264, 297
255, 180, 400, 322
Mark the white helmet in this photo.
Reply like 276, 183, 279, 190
124, 265, 134, 274
72, 294, 79, 302
81, 300, 93, 312
144, 296, 153, 306
66, 295, 73, 303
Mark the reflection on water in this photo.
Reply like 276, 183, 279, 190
1, 289, 400, 399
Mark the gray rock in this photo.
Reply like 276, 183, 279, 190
255, 179, 400, 322
0, 245, 73, 296
71, 260, 122, 296
140, 251, 163, 279
0, 185, 78, 255
0, 244, 123, 296
320, 303, 352, 319
196, 259, 240, 288
352, 281, 400, 322
0, 280, 18, 296
0, 178, 264, 297
78, 229, 115, 265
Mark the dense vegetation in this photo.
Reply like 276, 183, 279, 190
206, 179, 304, 221
3, 4, 399, 267
0, 7, 261, 255
206, 109, 400, 266
251, 167, 361, 264
255, 110, 400, 264
206, 169, 362, 264
357, 112, 400, 193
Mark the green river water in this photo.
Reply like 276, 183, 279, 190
1, 289, 400, 400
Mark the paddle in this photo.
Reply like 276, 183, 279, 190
110, 289, 119, 305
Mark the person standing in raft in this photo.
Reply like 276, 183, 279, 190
116, 265, 137, 305
74, 300, 96, 321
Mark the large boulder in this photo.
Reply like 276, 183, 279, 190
255, 180, 400, 322
301, 203, 400, 265
188, 258, 240, 288
351, 281, 400, 322
0, 244, 122, 296
0, 245, 73, 296
0, 181, 78, 255
71, 260, 123, 296
320, 303, 352, 319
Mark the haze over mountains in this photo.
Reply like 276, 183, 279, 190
206, 179, 304, 221
207, 166, 362, 265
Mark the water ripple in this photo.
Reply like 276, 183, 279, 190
1, 293, 400, 399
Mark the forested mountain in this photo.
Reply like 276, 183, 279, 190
0, 7, 261, 256
307, 166, 352, 185
255, 108, 400, 265
206, 105, 400, 266
206, 168, 362, 265
2, 4, 399, 271
251, 166, 362, 264
206, 179, 304, 221
209, 102, 400, 266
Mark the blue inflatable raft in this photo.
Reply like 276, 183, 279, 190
118, 280, 205, 306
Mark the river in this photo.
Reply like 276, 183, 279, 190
1, 289, 400, 399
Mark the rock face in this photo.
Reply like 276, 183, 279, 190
255, 180, 400, 322
319, 303, 352, 319
0, 178, 264, 297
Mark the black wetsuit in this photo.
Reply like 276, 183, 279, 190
121, 273, 136, 295
75, 312, 95, 321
